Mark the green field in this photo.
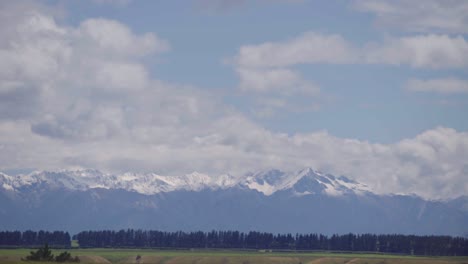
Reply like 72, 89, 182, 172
0, 248, 467, 264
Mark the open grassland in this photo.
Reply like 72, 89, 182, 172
0, 248, 467, 264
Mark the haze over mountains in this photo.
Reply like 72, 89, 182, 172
1, 168, 467, 236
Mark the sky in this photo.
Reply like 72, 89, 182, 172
0, 0, 467, 199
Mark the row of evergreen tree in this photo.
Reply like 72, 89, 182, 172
1, 229, 466, 256
75, 229, 468, 256
0, 231, 71, 247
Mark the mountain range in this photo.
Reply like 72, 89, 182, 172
1, 168, 467, 236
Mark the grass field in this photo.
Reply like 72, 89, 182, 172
0, 248, 467, 264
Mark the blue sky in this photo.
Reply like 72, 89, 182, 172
0, 0, 467, 198
58, 0, 468, 143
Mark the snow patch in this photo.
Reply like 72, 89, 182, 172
2, 183, 14, 191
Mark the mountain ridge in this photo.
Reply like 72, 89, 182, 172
0, 167, 375, 197
1, 168, 467, 235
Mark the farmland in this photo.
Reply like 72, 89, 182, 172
1, 248, 467, 264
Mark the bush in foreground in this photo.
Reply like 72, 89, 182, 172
55, 251, 79, 263
23, 244, 79, 262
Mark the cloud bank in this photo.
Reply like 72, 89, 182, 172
354, 0, 468, 33
0, 1, 467, 200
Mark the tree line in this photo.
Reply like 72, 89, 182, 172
0, 231, 70, 247
1, 229, 466, 256
75, 230, 468, 256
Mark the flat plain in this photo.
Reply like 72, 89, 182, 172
0, 248, 467, 264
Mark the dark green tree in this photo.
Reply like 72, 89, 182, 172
24, 243, 54, 261
55, 251, 79, 263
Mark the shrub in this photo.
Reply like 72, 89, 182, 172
23, 244, 80, 262
24, 243, 54, 261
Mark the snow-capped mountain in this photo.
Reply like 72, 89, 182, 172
0, 168, 372, 197
243, 168, 372, 196
0, 169, 239, 195
1, 168, 467, 236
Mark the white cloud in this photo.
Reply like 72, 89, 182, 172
236, 67, 319, 95
354, 0, 468, 33
95, 62, 149, 92
365, 35, 468, 68
234, 32, 468, 69
0, 4, 173, 139
232, 32, 468, 117
76, 18, 169, 58
1, 2, 467, 201
235, 31, 356, 68
406, 78, 468, 94
2, 117, 468, 199
232, 32, 340, 115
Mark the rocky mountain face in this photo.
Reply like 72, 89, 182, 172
1, 168, 467, 236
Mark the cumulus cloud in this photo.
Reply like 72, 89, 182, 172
0, 5, 172, 141
76, 18, 169, 57
234, 32, 356, 68
406, 78, 468, 94
231, 31, 468, 116
231, 32, 348, 115
237, 67, 319, 95
2, 118, 468, 199
365, 35, 468, 68
1, 2, 467, 200
221, 30, 468, 199
234, 32, 468, 69
234, 67, 320, 116
354, 0, 468, 33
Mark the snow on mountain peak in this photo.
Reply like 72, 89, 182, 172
0, 168, 373, 196
243, 168, 372, 196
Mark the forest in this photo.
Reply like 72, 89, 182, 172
0, 230, 467, 256
0, 231, 70, 247
74, 230, 468, 256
